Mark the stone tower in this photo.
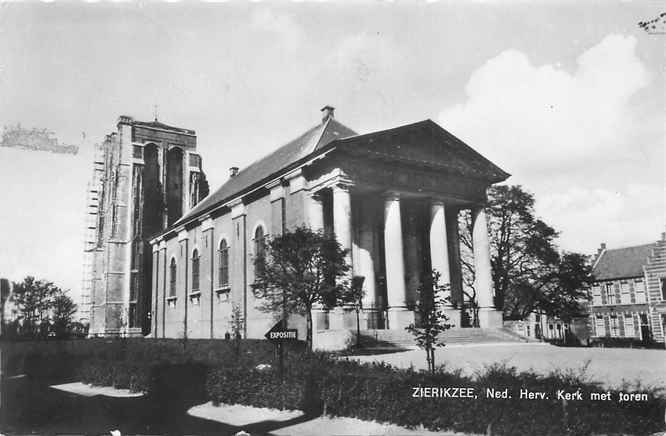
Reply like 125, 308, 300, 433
84, 116, 207, 337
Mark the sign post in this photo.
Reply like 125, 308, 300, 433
265, 320, 298, 377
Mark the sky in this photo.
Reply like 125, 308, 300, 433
0, 1, 664, 307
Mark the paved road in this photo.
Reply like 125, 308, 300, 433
351, 343, 666, 389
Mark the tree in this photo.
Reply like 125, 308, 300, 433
459, 185, 593, 322
350, 276, 366, 348
11, 276, 60, 337
229, 303, 245, 358
253, 226, 351, 351
51, 292, 77, 338
406, 270, 452, 374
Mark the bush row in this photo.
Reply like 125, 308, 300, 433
77, 359, 152, 393
205, 353, 666, 436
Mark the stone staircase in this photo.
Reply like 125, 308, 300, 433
357, 327, 536, 350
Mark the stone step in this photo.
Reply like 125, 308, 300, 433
357, 327, 532, 348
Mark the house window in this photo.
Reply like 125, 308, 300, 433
620, 281, 630, 304
624, 314, 635, 337
218, 239, 229, 287
605, 283, 615, 305
609, 315, 619, 337
661, 277, 666, 301
595, 316, 605, 336
254, 226, 266, 278
191, 249, 200, 292
592, 285, 602, 306
634, 279, 647, 303
169, 258, 177, 297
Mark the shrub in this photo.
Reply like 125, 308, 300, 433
204, 353, 666, 436
76, 359, 152, 393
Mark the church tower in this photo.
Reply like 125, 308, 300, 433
83, 116, 208, 337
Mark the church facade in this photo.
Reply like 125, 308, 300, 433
83, 116, 207, 337
148, 107, 509, 340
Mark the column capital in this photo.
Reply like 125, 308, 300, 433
430, 198, 446, 207
383, 191, 401, 202
331, 180, 354, 193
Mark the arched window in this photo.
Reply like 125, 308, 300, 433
254, 226, 265, 277
169, 258, 177, 297
218, 239, 229, 287
191, 249, 200, 292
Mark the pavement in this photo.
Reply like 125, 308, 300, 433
350, 343, 666, 389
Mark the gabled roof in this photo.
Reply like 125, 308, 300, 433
175, 117, 357, 226
593, 243, 655, 281
168, 116, 509, 233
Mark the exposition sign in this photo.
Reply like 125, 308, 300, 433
264, 320, 298, 341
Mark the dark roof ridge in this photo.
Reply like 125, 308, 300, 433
602, 242, 656, 252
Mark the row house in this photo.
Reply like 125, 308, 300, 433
590, 233, 666, 345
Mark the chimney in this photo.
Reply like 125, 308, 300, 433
600, 242, 606, 250
229, 167, 239, 178
321, 105, 335, 123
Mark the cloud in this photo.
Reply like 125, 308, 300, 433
438, 34, 664, 254
439, 34, 650, 176
250, 8, 303, 51
537, 184, 665, 252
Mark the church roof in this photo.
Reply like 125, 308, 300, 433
170, 116, 509, 232
593, 243, 655, 281
175, 117, 357, 226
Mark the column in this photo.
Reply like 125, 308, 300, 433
330, 184, 355, 329
358, 199, 378, 328
472, 206, 502, 328
384, 193, 412, 329
446, 207, 464, 308
430, 201, 460, 326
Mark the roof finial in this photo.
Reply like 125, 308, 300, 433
153, 104, 159, 122
321, 105, 335, 123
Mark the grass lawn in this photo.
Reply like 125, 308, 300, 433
351, 343, 666, 390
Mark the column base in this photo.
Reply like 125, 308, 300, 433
478, 308, 503, 328
443, 307, 461, 328
387, 307, 415, 330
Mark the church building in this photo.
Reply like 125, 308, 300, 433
83, 116, 208, 337
148, 107, 509, 341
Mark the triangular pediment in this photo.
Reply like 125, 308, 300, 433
334, 119, 509, 182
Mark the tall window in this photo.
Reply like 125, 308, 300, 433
620, 281, 630, 304
254, 226, 265, 277
634, 278, 647, 303
595, 316, 605, 336
218, 239, 229, 287
661, 277, 666, 301
624, 314, 635, 337
605, 283, 615, 305
609, 315, 619, 337
169, 258, 177, 297
192, 249, 200, 292
591, 284, 601, 306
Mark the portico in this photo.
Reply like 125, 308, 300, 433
306, 183, 501, 331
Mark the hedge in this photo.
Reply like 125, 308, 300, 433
205, 353, 666, 436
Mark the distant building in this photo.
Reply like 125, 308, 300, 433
148, 106, 509, 341
83, 116, 208, 337
589, 233, 666, 345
